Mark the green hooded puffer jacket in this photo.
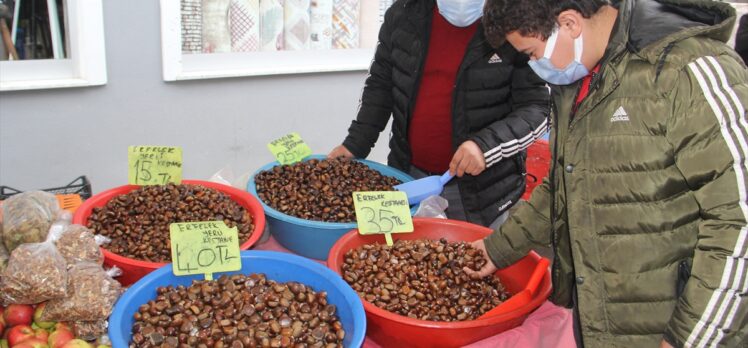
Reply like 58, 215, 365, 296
484, 0, 748, 346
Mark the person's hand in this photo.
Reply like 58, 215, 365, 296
660, 340, 674, 348
449, 141, 486, 177
328, 145, 354, 159
463, 239, 499, 279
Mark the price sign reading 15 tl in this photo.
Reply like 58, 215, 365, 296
128, 146, 183, 185
267, 132, 313, 165
169, 221, 241, 280
353, 191, 414, 246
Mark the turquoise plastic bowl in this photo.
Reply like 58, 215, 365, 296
109, 251, 367, 347
247, 155, 417, 260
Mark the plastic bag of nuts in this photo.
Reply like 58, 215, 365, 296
41, 263, 122, 322
73, 320, 109, 341
0, 207, 6, 274
1, 191, 61, 252
0, 225, 69, 305
0, 242, 8, 274
55, 224, 108, 266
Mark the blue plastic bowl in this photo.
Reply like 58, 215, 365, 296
247, 155, 417, 259
109, 251, 367, 347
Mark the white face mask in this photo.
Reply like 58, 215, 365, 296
436, 0, 485, 27
527, 28, 589, 85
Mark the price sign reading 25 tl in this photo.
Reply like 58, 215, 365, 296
353, 191, 414, 245
267, 132, 313, 165
169, 221, 242, 280
128, 146, 183, 185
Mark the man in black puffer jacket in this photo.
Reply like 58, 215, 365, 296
328, 0, 550, 227
736, 14, 747, 64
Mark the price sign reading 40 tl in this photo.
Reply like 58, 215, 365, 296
169, 221, 241, 280
353, 191, 414, 246
267, 132, 313, 165
128, 146, 183, 185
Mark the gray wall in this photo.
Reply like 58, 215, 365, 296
0, 0, 390, 193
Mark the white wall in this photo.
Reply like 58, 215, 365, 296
0, 0, 390, 193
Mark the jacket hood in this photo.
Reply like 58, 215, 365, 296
612, 0, 736, 61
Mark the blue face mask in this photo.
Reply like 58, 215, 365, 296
528, 28, 589, 85
436, 0, 485, 27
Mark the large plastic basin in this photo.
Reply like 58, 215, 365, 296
73, 180, 266, 286
109, 251, 366, 347
327, 218, 552, 348
247, 155, 416, 260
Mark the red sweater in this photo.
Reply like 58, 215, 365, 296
409, 9, 478, 174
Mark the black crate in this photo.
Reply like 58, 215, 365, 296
0, 176, 92, 200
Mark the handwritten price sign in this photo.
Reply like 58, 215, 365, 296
267, 132, 313, 165
128, 146, 182, 185
169, 221, 241, 280
353, 191, 414, 246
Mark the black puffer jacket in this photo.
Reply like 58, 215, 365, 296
342, 0, 550, 225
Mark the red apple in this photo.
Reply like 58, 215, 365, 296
3, 305, 33, 327
50, 324, 70, 334
0, 321, 5, 337
59, 340, 91, 348
12, 338, 48, 348
6, 325, 34, 347
31, 305, 53, 331
46, 329, 73, 348
32, 329, 48, 343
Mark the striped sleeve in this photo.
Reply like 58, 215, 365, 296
482, 117, 549, 167
664, 55, 748, 348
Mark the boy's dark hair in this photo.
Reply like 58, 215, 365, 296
483, 0, 611, 48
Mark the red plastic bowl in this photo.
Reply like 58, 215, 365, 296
327, 218, 552, 348
73, 180, 266, 286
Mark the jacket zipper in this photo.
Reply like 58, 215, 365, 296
549, 69, 597, 307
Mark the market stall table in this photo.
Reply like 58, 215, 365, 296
253, 235, 576, 348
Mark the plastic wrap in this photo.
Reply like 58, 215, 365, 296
414, 195, 449, 219
0, 205, 5, 274
1, 191, 61, 252
0, 226, 68, 305
73, 320, 109, 342
41, 263, 122, 322
0, 240, 7, 274
56, 224, 108, 266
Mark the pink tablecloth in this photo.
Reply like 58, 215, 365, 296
253, 236, 577, 348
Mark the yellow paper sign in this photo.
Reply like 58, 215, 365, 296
128, 146, 183, 185
267, 132, 313, 165
353, 191, 414, 245
169, 221, 242, 280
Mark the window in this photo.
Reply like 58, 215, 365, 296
0, 0, 106, 91
161, 0, 394, 81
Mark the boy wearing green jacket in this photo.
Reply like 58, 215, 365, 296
468, 0, 748, 346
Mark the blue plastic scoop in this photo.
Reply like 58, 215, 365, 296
395, 170, 454, 204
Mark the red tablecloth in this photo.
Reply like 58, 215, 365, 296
253, 236, 577, 348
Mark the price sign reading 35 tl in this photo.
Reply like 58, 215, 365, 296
128, 146, 183, 185
169, 221, 241, 280
353, 191, 414, 246
267, 132, 313, 165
